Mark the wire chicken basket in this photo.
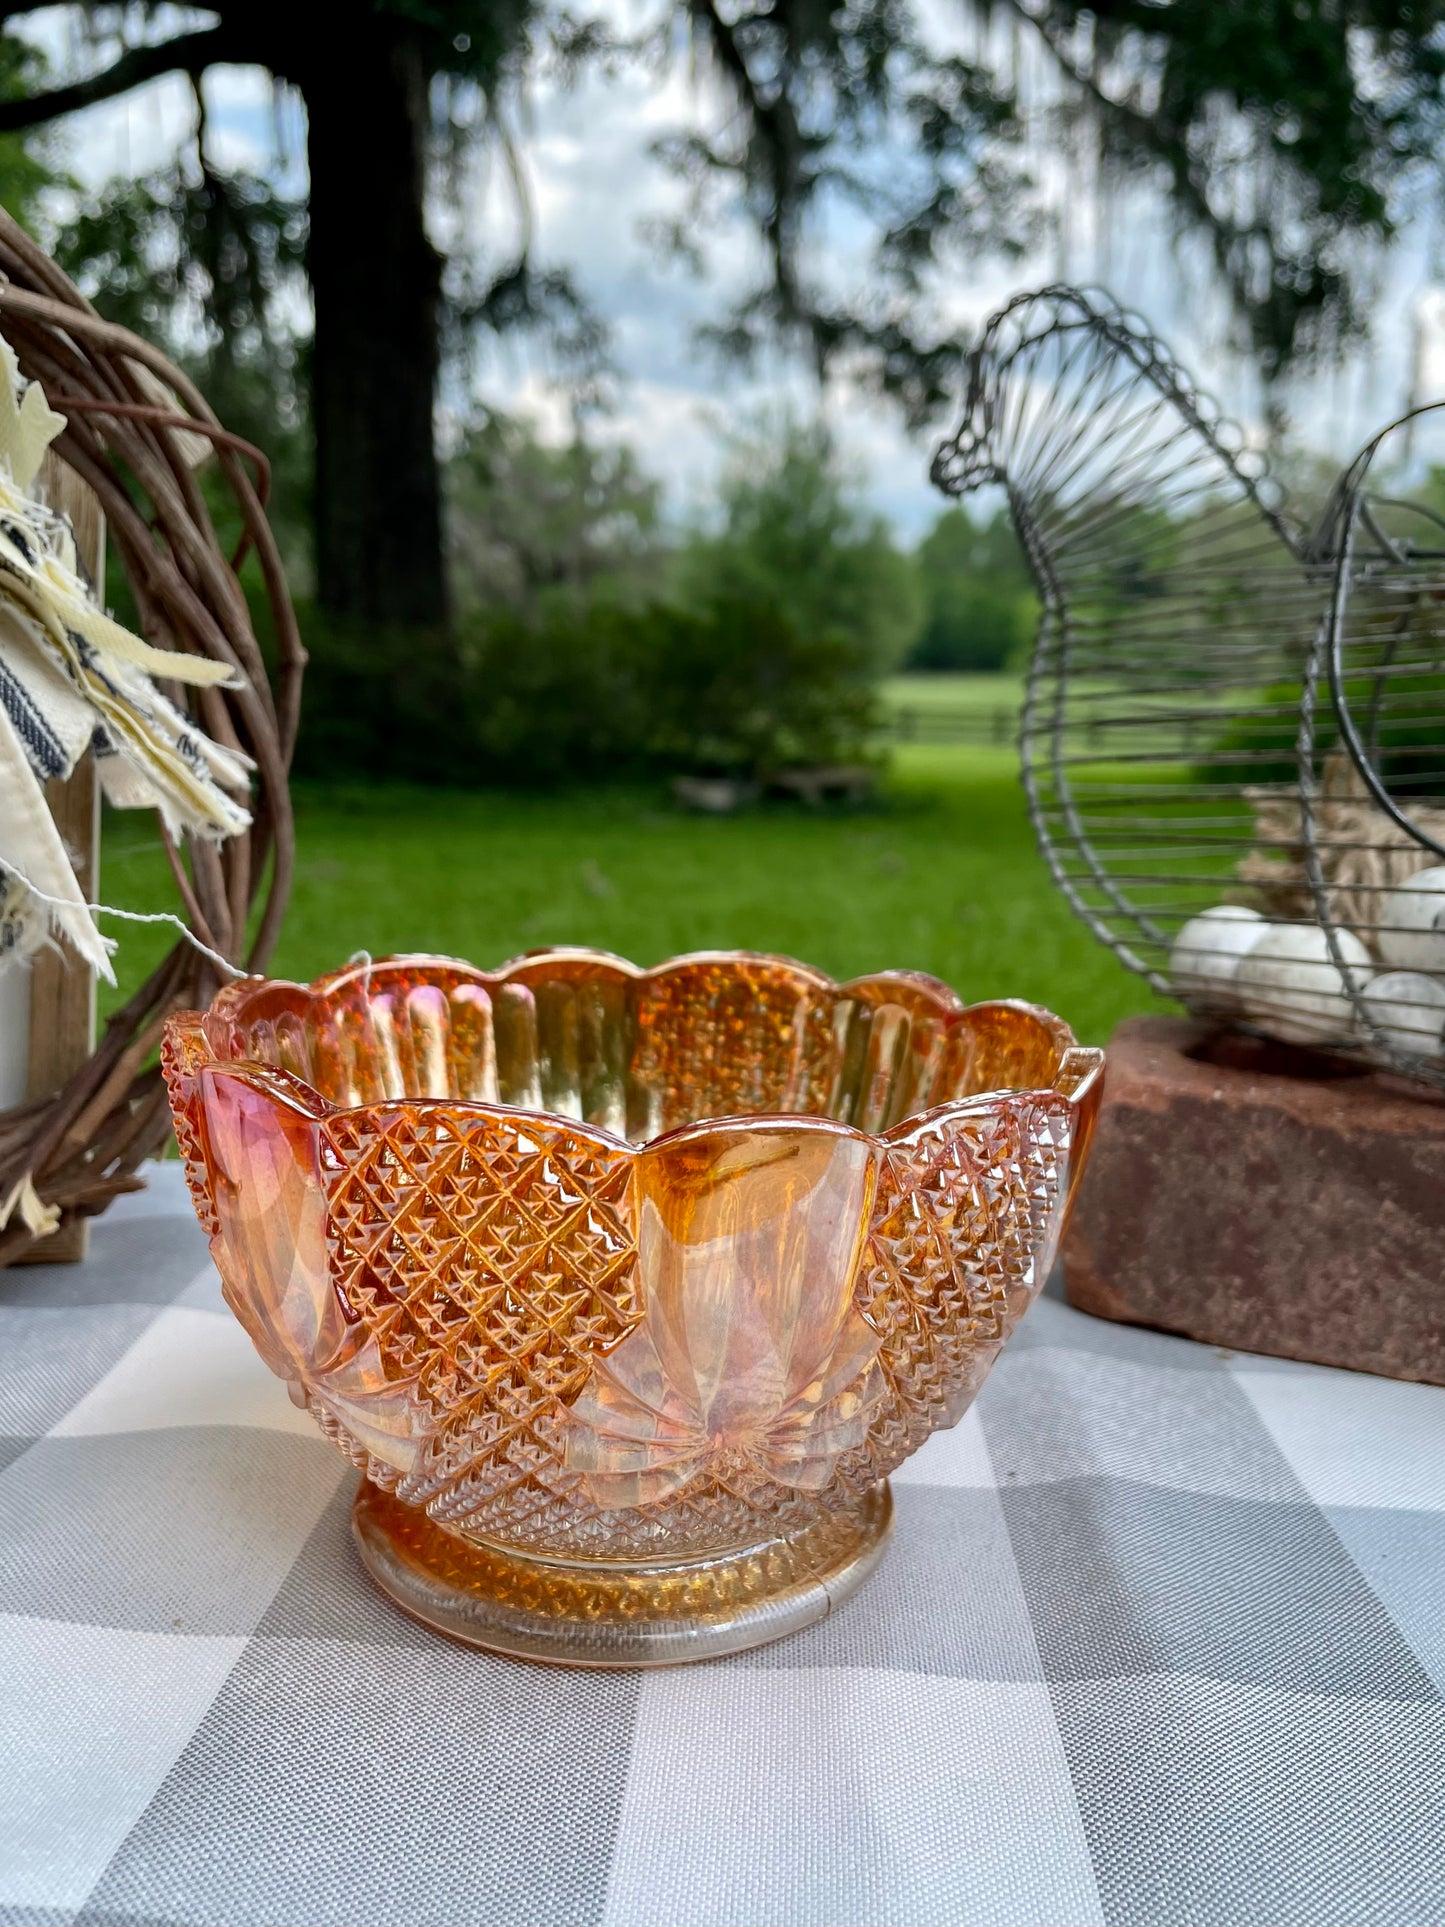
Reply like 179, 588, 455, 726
932, 286, 1445, 1092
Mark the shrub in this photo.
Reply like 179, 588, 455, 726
675, 422, 922, 680
1200, 670, 1445, 794
275, 601, 477, 784
267, 590, 883, 788
462, 600, 657, 785
460, 593, 881, 786
645, 593, 880, 776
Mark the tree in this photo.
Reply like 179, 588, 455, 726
53, 163, 313, 589
677, 421, 922, 677
297, 416, 889, 785
0, 3, 532, 629
909, 505, 1036, 672
0, 0, 1440, 637
446, 411, 665, 615
0, 34, 61, 231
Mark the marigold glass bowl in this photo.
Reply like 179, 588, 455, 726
162, 949, 1103, 1666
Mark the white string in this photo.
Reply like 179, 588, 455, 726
1, 862, 248, 981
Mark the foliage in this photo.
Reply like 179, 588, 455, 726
54, 161, 315, 590
284, 584, 881, 788
651, 0, 1445, 393
260, 399, 922, 753
1093, 487, 1445, 791
656, 3, 1034, 422
54, 165, 308, 387
643, 593, 881, 778
1203, 663, 1445, 792
1034, 0, 1445, 375
445, 411, 665, 615
4, 0, 1436, 465
1, 0, 1438, 659
676, 421, 922, 679
908, 506, 1037, 672
0, 35, 62, 230
459, 599, 656, 784
262, 600, 473, 786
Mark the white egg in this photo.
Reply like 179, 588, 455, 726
1359, 970, 1445, 1059
1169, 905, 1266, 1014
1379, 866, 1445, 977
1235, 923, 1372, 1047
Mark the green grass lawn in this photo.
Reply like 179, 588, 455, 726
882, 672, 1023, 716
100, 744, 1162, 1048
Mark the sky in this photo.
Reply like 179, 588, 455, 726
23, 3, 1445, 540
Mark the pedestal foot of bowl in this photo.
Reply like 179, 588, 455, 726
352, 1479, 893, 1668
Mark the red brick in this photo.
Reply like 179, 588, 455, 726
1064, 1016, 1445, 1384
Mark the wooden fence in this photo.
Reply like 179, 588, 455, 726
886, 706, 1215, 755
885, 705, 1017, 745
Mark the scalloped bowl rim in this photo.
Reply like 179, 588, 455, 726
191, 945, 1105, 1152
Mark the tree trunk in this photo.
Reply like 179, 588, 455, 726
301, 24, 447, 628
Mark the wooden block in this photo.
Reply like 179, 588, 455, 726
1063, 1015, 1445, 1385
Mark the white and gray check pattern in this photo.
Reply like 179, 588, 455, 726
3, 1162, 1444, 1927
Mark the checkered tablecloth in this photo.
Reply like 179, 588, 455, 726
3, 1160, 1444, 1927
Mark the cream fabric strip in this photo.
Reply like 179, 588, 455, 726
0, 330, 256, 975
0, 698, 115, 980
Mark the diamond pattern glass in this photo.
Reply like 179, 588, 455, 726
162, 949, 1103, 1664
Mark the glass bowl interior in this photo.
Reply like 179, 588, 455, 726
194, 948, 1082, 1145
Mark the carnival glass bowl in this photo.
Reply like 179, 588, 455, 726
162, 949, 1103, 1666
